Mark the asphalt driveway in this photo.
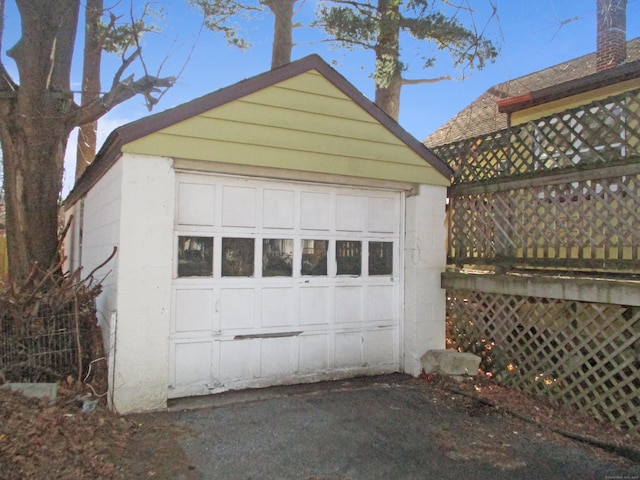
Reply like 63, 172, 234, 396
168, 375, 639, 480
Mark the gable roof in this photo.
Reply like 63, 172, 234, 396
425, 37, 640, 147
68, 54, 451, 206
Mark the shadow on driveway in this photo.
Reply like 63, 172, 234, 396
167, 374, 640, 480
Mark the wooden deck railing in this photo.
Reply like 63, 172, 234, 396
432, 88, 640, 273
433, 88, 640, 184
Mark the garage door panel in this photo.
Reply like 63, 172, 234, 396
221, 288, 256, 330
260, 337, 297, 378
334, 332, 363, 368
298, 334, 329, 373
174, 289, 216, 332
172, 174, 401, 398
367, 285, 395, 322
300, 191, 330, 230
263, 189, 295, 229
365, 330, 397, 366
177, 183, 216, 226
336, 195, 366, 232
261, 287, 296, 327
172, 340, 217, 387
368, 197, 397, 233
220, 339, 258, 382
222, 186, 256, 227
299, 287, 330, 325
335, 286, 363, 324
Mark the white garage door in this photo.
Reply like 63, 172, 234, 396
169, 173, 403, 398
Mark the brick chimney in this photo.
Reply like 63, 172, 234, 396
596, 0, 627, 71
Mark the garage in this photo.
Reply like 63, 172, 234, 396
170, 174, 402, 397
64, 54, 451, 413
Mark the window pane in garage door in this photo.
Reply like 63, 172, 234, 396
222, 238, 255, 277
177, 236, 213, 277
369, 241, 393, 275
301, 240, 328, 276
263, 239, 293, 277
336, 240, 361, 275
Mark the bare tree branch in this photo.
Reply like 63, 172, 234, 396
72, 74, 175, 126
322, 0, 373, 11
295, 37, 371, 49
438, 0, 475, 13
293, 0, 306, 16
401, 74, 453, 85
111, 48, 141, 90
129, 2, 150, 78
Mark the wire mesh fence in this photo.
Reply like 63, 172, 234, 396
0, 294, 99, 384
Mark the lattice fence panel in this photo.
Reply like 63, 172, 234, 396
448, 173, 640, 269
432, 88, 640, 184
447, 289, 640, 434
431, 130, 511, 183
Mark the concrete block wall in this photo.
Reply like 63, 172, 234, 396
111, 154, 175, 413
403, 184, 448, 376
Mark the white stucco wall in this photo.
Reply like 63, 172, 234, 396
67, 158, 124, 407
403, 184, 448, 376
81, 158, 123, 329
111, 154, 175, 413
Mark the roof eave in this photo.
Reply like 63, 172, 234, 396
64, 129, 125, 208
498, 60, 640, 114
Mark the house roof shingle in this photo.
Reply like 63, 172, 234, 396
424, 37, 640, 147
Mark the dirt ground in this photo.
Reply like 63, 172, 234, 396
1, 375, 639, 479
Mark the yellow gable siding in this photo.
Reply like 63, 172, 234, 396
127, 136, 439, 183
123, 70, 448, 186
203, 101, 387, 144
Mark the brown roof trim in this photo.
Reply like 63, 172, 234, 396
497, 60, 640, 114
66, 54, 451, 207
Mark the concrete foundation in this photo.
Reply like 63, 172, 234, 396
1, 383, 58, 404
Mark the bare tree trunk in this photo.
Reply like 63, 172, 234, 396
263, 0, 296, 68
0, 0, 79, 283
75, 0, 103, 180
2, 126, 71, 281
0, 0, 174, 285
375, 74, 402, 121
374, 0, 402, 120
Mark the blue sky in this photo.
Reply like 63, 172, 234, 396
2, 0, 640, 193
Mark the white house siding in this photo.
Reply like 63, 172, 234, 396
403, 184, 448, 376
